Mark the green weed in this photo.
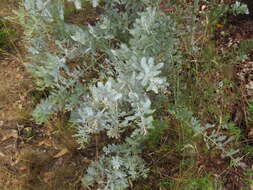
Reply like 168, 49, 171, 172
146, 120, 169, 147
239, 39, 253, 53
160, 174, 217, 190
248, 100, 253, 116
181, 176, 216, 190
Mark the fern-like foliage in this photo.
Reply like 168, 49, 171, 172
70, 56, 165, 145
230, 1, 249, 16
169, 106, 241, 163
83, 138, 148, 190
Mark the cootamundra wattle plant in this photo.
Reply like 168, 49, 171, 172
18, 0, 176, 189
17, 0, 245, 188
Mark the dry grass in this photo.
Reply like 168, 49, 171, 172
0, 0, 19, 17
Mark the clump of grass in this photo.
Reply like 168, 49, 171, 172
238, 39, 253, 57
0, 18, 16, 53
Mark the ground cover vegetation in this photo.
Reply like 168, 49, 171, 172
0, 0, 253, 189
